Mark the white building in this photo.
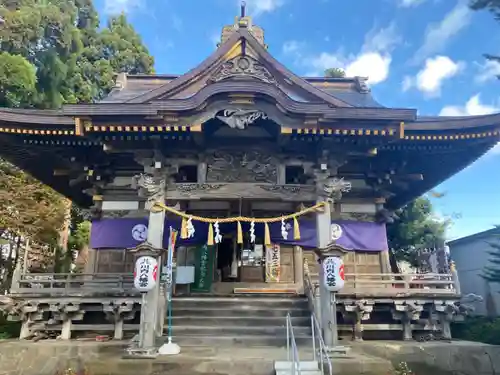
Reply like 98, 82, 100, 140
448, 228, 500, 316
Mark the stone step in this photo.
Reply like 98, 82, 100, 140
172, 306, 310, 318
178, 293, 305, 299
171, 325, 312, 337
169, 315, 311, 327
173, 296, 309, 310
171, 334, 313, 347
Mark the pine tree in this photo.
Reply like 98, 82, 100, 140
324, 68, 346, 78
470, 0, 500, 80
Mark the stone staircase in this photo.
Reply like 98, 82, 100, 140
168, 295, 313, 347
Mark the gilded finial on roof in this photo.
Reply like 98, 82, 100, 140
241, 1, 246, 18
217, 1, 265, 48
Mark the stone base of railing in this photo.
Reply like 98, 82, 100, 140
0, 294, 469, 342
2, 271, 469, 342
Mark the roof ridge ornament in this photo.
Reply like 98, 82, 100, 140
355, 76, 370, 93
208, 55, 278, 86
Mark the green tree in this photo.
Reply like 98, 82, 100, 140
0, 160, 67, 245
387, 196, 450, 267
0, 1, 154, 107
0, 52, 37, 107
324, 68, 346, 78
470, 0, 500, 79
0, 0, 154, 283
68, 220, 91, 253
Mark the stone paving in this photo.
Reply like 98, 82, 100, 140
0, 339, 498, 375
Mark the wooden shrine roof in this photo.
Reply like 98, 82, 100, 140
0, 12, 499, 209
100, 74, 385, 109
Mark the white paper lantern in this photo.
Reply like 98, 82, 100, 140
322, 256, 345, 292
134, 256, 158, 292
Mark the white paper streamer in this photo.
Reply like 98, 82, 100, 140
187, 217, 195, 238
250, 221, 256, 243
214, 221, 223, 244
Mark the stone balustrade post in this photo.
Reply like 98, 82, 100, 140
392, 301, 423, 341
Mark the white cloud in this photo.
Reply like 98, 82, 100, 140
308, 51, 391, 85
303, 23, 399, 85
439, 94, 499, 116
403, 56, 462, 96
104, 0, 143, 14
475, 59, 500, 83
243, 0, 285, 15
363, 23, 401, 53
440, 95, 500, 156
282, 40, 302, 55
410, 1, 471, 65
345, 53, 392, 84
398, 0, 426, 7
402, 75, 413, 92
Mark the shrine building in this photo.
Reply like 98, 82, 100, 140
0, 9, 498, 344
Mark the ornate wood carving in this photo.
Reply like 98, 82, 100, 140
209, 56, 278, 86
206, 150, 278, 183
216, 109, 268, 130
102, 210, 131, 219
258, 184, 315, 196
165, 183, 317, 201
339, 212, 375, 222
131, 173, 165, 209
315, 170, 352, 203
174, 183, 226, 196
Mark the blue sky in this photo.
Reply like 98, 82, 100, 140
94, 0, 500, 240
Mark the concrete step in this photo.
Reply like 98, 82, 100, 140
276, 370, 322, 375
275, 361, 320, 371
171, 334, 313, 347
170, 315, 311, 327
275, 360, 321, 375
172, 307, 310, 318
171, 325, 312, 336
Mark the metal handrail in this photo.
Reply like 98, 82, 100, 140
286, 313, 302, 375
311, 313, 332, 375
303, 260, 332, 375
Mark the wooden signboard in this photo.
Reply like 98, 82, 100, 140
192, 245, 214, 293
265, 244, 281, 283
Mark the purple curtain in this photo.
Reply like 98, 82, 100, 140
90, 218, 387, 252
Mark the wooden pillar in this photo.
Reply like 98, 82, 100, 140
317, 202, 334, 347
84, 248, 97, 274
140, 198, 165, 349
293, 246, 304, 292
380, 250, 391, 274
